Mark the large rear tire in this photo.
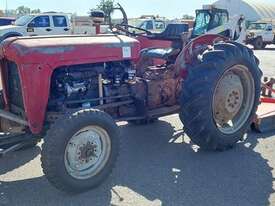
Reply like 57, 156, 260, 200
41, 109, 120, 193
180, 42, 262, 151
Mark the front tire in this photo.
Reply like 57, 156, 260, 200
180, 42, 261, 151
41, 109, 120, 193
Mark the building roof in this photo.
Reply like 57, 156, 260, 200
213, 0, 275, 21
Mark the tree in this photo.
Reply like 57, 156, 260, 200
182, 14, 194, 20
31, 9, 41, 14
16, 6, 31, 16
6, 9, 16, 16
95, 0, 114, 22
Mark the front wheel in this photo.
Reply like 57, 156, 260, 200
41, 109, 120, 193
180, 42, 262, 151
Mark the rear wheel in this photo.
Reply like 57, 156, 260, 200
180, 42, 262, 151
41, 109, 120, 193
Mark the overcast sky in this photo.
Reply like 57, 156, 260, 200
0, 0, 217, 18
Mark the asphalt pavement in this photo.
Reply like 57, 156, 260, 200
0, 46, 275, 206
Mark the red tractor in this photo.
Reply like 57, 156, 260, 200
0, 8, 261, 193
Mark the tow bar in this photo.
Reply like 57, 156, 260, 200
253, 77, 275, 132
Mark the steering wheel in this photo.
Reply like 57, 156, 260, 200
114, 23, 153, 36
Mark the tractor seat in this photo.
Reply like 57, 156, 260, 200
148, 23, 189, 41
141, 24, 188, 62
141, 38, 183, 62
141, 47, 179, 61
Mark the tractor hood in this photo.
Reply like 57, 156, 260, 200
0, 34, 140, 66
0, 34, 140, 134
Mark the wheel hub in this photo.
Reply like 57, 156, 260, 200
214, 73, 244, 126
225, 90, 242, 114
213, 65, 255, 134
79, 141, 98, 163
64, 126, 111, 179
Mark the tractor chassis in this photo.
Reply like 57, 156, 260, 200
0, 133, 38, 157
0, 94, 180, 157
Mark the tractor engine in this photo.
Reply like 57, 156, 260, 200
48, 61, 181, 117
48, 61, 133, 107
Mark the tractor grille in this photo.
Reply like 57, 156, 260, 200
6, 61, 24, 110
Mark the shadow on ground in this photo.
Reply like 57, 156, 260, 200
0, 120, 274, 206
261, 48, 275, 51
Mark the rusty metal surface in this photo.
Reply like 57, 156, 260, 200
253, 76, 275, 132
262, 77, 275, 97
136, 65, 181, 110
254, 103, 275, 133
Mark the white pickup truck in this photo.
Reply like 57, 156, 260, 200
0, 13, 98, 42
246, 22, 275, 49
128, 18, 167, 33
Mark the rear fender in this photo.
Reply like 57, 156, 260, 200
175, 34, 228, 78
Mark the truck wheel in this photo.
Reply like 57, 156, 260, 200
180, 42, 261, 151
253, 37, 263, 50
128, 118, 158, 125
41, 109, 120, 193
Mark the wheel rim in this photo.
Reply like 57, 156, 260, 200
64, 126, 111, 180
213, 65, 255, 135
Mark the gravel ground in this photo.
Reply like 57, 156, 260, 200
0, 45, 275, 206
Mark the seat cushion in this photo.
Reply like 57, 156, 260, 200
141, 48, 174, 60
